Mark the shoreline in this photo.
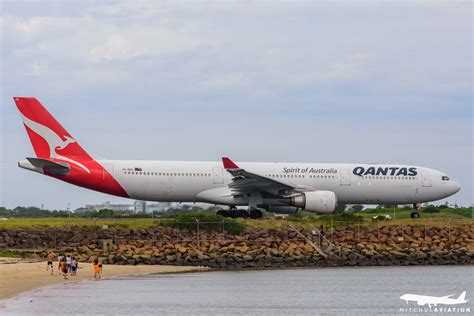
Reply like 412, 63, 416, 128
2, 260, 472, 302
0, 260, 208, 300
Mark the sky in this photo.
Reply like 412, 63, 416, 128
0, 0, 472, 210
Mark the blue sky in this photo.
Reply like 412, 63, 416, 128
1, 0, 472, 210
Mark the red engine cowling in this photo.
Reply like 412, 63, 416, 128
290, 191, 337, 213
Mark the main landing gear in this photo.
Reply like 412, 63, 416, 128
410, 203, 421, 219
216, 208, 263, 219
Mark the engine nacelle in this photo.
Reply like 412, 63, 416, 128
265, 206, 298, 214
290, 191, 337, 213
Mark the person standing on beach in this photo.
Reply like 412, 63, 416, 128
70, 257, 77, 276
93, 259, 101, 280
57, 253, 64, 271
60, 257, 68, 279
46, 252, 55, 274
66, 254, 72, 273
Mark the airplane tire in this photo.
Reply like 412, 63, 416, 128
250, 209, 263, 219
237, 209, 249, 218
410, 211, 420, 219
227, 209, 239, 219
216, 210, 230, 218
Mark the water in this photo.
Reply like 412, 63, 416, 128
2, 266, 473, 315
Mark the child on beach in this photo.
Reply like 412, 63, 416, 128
66, 254, 72, 273
70, 257, 77, 276
93, 259, 101, 280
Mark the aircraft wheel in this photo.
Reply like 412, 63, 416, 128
216, 210, 230, 218
237, 209, 249, 218
249, 209, 263, 219
225, 209, 237, 219
410, 211, 420, 219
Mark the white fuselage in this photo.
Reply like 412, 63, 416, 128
100, 160, 460, 206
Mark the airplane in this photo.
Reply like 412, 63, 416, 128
13, 97, 461, 219
400, 291, 468, 308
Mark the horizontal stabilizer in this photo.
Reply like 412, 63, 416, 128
26, 157, 70, 175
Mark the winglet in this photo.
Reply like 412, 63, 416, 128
222, 157, 239, 169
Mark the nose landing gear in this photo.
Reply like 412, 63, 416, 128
410, 203, 421, 219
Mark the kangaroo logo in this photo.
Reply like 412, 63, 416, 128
19, 112, 91, 173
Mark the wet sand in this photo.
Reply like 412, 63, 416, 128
0, 260, 207, 300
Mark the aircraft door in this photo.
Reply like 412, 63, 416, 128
213, 167, 224, 184
340, 169, 351, 186
421, 170, 431, 187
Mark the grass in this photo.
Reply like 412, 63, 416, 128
0, 251, 22, 258
354, 209, 461, 219
0, 209, 471, 230
0, 217, 161, 229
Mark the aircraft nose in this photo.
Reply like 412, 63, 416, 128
451, 181, 461, 194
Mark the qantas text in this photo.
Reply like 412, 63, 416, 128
353, 166, 418, 176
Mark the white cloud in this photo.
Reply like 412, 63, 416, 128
200, 72, 249, 91
1, 1, 472, 208
89, 34, 146, 62
27, 60, 43, 76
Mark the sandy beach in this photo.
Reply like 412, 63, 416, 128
0, 260, 207, 300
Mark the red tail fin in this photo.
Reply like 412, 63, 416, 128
14, 97, 93, 173
14, 97, 129, 198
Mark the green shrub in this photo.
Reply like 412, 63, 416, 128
451, 207, 473, 218
423, 205, 439, 213
319, 212, 363, 223
159, 213, 246, 235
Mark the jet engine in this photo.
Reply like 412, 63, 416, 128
289, 191, 337, 213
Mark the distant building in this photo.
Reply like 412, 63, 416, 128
146, 202, 177, 213
84, 201, 133, 212
134, 201, 147, 213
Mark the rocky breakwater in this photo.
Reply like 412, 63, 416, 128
0, 224, 472, 268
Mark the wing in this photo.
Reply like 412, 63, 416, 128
222, 157, 314, 197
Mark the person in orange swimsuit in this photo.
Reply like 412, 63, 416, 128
60, 258, 68, 279
93, 259, 101, 280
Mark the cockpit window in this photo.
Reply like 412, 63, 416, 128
441, 176, 450, 181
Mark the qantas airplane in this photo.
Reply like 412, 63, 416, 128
14, 97, 460, 219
